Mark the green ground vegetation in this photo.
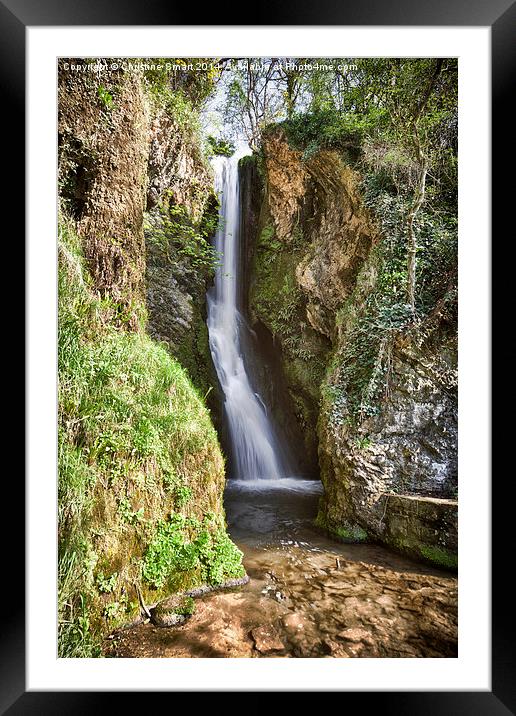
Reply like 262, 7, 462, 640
58, 216, 243, 657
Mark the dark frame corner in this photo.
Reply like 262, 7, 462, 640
9, 0, 512, 712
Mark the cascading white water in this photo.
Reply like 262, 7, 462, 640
207, 148, 288, 481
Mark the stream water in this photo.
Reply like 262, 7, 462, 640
110, 478, 458, 658
106, 151, 458, 658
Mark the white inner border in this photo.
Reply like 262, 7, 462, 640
27, 26, 491, 691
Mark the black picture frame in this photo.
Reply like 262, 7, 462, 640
7, 0, 509, 711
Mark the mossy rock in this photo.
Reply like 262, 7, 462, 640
150, 595, 196, 627
331, 524, 369, 543
314, 510, 369, 544
185, 575, 250, 597
419, 545, 458, 570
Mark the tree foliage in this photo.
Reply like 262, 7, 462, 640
217, 56, 457, 320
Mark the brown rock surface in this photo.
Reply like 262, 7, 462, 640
58, 65, 151, 329
251, 625, 285, 654
105, 540, 457, 659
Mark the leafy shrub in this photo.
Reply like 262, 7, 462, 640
207, 135, 235, 157
145, 201, 220, 272
142, 513, 245, 589
281, 108, 386, 159
97, 85, 114, 111
143, 57, 218, 109
324, 167, 457, 427
96, 571, 118, 593
362, 172, 457, 315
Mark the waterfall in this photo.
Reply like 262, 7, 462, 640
207, 148, 289, 481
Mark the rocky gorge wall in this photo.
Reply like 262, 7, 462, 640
59, 64, 219, 387
59, 67, 150, 330
245, 127, 458, 567
58, 61, 244, 655
144, 108, 219, 395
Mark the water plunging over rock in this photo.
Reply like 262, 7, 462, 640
207, 150, 291, 481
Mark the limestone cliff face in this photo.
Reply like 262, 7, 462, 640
248, 127, 458, 564
147, 109, 210, 219
264, 132, 375, 339
58, 65, 216, 388
318, 310, 458, 552
248, 128, 376, 470
59, 68, 151, 329
144, 112, 217, 393
145, 243, 214, 392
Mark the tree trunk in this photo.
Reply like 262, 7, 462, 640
406, 158, 428, 312
405, 59, 443, 313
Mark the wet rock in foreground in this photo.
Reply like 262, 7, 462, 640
105, 541, 458, 659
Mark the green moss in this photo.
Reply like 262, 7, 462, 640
419, 545, 458, 570
238, 154, 257, 170
314, 510, 368, 543
177, 596, 195, 616
385, 533, 458, 571
153, 595, 196, 620
250, 217, 327, 384
332, 525, 369, 542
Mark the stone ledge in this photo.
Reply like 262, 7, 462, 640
380, 492, 458, 570
380, 492, 458, 506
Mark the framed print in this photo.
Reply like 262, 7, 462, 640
9, 0, 511, 710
